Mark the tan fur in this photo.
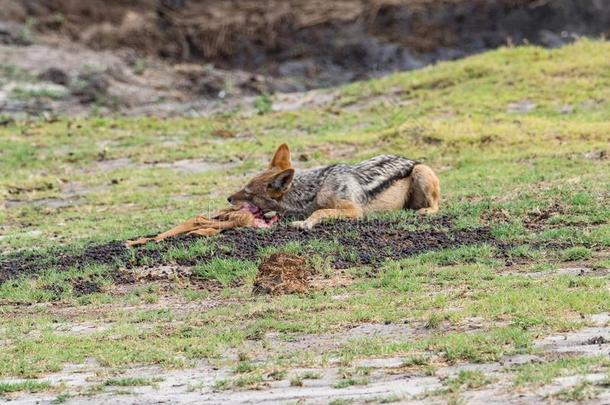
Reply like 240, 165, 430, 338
405, 164, 440, 215
365, 177, 411, 213
269, 144, 292, 170
291, 199, 363, 229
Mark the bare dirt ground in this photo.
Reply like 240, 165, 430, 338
3, 303, 608, 404
1, 0, 609, 118
0, 40, 265, 119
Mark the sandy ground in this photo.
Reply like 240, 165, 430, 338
2, 310, 608, 404
0, 41, 268, 119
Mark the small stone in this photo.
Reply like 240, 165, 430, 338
507, 100, 537, 114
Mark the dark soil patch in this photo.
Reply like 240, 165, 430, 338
42, 283, 65, 300
252, 253, 313, 295
1, 216, 503, 286
481, 202, 571, 231
584, 336, 609, 345
72, 278, 102, 296
523, 202, 569, 230
38, 67, 70, 85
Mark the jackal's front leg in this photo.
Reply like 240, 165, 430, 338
291, 200, 362, 230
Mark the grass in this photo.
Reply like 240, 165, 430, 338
337, 326, 534, 364
0, 64, 34, 82
0, 40, 609, 401
401, 355, 431, 367
52, 393, 71, 403
513, 356, 610, 387
329, 400, 353, 405
289, 376, 304, 386
233, 362, 257, 374
552, 381, 599, 402
444, 370, 491, 392
300, 371, 322, 379
290, 370, 321, 386
1, 40, 608, 251
193, 258, 257, 286
254, 93, 273, 114
334, 378, 368, 389
11, 86, 67, 100
333, 367, 371, 388
232, 372, 265, 389
0, 380, 52, 395
562, 246, 593, 261
103, 377, 163, 387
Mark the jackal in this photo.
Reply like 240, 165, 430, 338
227, 144, 440, 229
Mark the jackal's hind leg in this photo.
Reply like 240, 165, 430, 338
405, 164, 440, 214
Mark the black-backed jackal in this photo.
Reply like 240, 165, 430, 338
228, 144, 440, 229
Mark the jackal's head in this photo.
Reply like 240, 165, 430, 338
227, 144, 295, 216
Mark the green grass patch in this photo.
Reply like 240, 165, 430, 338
0, 380, 52, 395
333, 377, 369, 389
192, 258, 257, 286
513, 356, 609, 387
552, 381, 600, 402
103, 377, 163, 387
11, 87, 67, 100
233, 362, 257, 374
562, 246, 593, 261
444, 370, 492, 391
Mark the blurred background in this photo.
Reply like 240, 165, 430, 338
1, 0, 609, 119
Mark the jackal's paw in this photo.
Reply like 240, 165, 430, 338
417, 207, 439, 215
290, 220, 313, 230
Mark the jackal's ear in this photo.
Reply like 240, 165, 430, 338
269, 168, 295, 193
269, 144, 292, 170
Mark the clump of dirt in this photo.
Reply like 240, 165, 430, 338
480, 208, 512, 223
524, 202, 569, 230
42, 283, 65, 300
71, 72, 111, 103
253, 253, 313, 295
482, 203, 571, 228
38, 67, 70, 85
112, 268, 137, 285
72, 278, 102, 296
584, 336, 609, 345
